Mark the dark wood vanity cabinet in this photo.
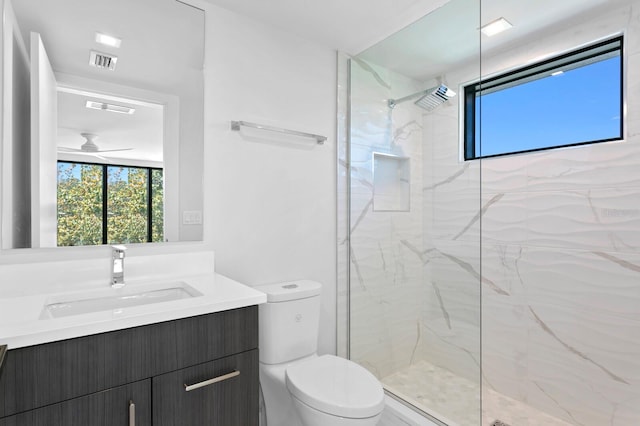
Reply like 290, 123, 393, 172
0, 380, 151, 426
0, 306, 259, 426
153, 350, 258, 426
0, 346, 6, 380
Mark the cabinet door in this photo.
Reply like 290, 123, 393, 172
0, 379, 150, 426
153, 349, 258, 426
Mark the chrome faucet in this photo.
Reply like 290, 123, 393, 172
111, 245, 127, 288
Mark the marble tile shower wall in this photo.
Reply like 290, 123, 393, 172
478, 3, 640, 425
417, 67, 482, 388
348, 57, 429, 379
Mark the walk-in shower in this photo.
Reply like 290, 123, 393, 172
338, 0, 640, 425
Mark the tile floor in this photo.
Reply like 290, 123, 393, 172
381, 360, 573, 426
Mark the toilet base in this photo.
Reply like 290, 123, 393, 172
292, 395, 382, 426
260, 360, 304, 426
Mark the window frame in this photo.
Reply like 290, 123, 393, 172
57, 160, 164, 246
464, 34, 624, 161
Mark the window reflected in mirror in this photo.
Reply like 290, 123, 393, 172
57, 161, 164, 246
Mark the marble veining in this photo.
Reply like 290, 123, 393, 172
432, 282, 452, 330
393, 120, 423, 145
593, 251, 640, 273
419, 319, 481, 375
532, 381, 585, 426
351, 198, 374, 235
351, 57, 391, 89
437, 250, 509, 296
349, 245, 366, 291
453, 193, 504, 241
528, 306, 629, 385
423, 163, 470, 191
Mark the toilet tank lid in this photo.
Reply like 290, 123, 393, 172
255, 280, 321, 302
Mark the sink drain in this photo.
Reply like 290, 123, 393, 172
491, 421, 512, 426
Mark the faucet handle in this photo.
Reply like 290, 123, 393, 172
112, 244, 127, 254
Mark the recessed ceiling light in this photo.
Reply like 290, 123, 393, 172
480, 17, 513, 37
85, 100, 135, 114
551, 70, 564, 76
95, 32, 122, 48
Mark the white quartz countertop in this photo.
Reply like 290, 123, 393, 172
0, 273, 266, 349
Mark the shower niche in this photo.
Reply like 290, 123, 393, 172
372, 153, 410, 212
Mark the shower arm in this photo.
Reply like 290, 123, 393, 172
387, 90, 429, 109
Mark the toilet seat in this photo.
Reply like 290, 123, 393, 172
285, 355, 385, 419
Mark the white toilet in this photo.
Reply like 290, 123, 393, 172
257, 280, 385, 426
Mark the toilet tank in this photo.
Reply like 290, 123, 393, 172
256, 280, 322, 365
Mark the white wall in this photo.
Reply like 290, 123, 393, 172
202, 4, 337, 355
1, 0, 31, 249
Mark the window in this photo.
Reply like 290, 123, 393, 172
464, 35, 623, 160
57, 161, 164, 246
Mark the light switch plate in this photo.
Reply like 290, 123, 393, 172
182, 210, 202, 225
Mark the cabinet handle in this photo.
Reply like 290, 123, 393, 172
184, 370, 240, 392
129, 400, 135, 426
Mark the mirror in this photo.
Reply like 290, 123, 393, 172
1, 0, 204, 249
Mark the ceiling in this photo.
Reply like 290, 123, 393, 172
57, 91, 164, 164
12, 0, 204, 164
203, 0, 617, 81
352, 0, 611, 81
201, 0, 451, 54
13, 0, 204, 94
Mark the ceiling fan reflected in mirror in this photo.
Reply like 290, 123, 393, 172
57, 132, 134, 155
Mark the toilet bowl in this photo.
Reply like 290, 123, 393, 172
256, 281, 384, 426
286, 354, 384, 426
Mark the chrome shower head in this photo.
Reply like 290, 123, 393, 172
414, 85, 457, 111
387, 84, 457, 111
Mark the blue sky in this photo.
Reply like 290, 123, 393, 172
58, 163, 137, 184
477, 56, 621, 157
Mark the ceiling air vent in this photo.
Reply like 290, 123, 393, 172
89, 50, 118, 71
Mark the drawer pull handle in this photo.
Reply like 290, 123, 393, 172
129, 400, 135, 426
184, 370, 240, 392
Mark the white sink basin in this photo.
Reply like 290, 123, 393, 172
40, 281, 203, 319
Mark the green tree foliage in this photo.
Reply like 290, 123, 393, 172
57, 162, 164, 246
107, 166, 148, 244
57, 163, 103, 246
151, 169, 164, 242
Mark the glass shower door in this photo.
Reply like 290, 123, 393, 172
341, 0, 482, 424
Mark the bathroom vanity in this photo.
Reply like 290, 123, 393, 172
0, 258, 266, 426
0, 307, 258, 425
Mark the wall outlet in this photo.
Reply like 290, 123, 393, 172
182, 210, 202, 225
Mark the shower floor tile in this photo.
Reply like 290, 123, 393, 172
381, 360, 573, 426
